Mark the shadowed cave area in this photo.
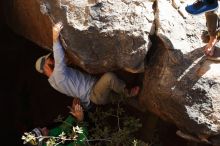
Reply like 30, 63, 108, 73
0, 22, 72, 145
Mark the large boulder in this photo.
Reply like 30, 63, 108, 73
140, 0, 220, 144
3, 0, 220, 144
3, 0, 154, 74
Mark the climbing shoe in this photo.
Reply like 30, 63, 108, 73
185, 0, 218, 15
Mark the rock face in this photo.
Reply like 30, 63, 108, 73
3, 0, 220, 144
140, 0, 220, 144
3, 0, 154, 74
3, 0, 53, 49
141, 33, 220, 137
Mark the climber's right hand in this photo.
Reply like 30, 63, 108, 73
53, 22, 63, 43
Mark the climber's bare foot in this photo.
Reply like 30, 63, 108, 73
205, 36, 218, 56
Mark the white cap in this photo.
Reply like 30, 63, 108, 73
35, 53, 51, 73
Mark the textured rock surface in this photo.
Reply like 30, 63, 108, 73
4, 0, 154, 73
156, 0, 206, 53
140, 0, 220, 143
3, 0, 220, 144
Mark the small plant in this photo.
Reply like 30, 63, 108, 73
88, 94, 143, 146
22, 126, 84, 145
21, 115, 88, 146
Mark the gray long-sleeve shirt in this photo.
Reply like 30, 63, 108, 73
48, 41, 97, 108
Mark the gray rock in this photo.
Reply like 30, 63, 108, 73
140, 0, 220, 143
5, 0, 155, 73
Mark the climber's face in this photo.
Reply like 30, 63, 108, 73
43, 57, 54, 77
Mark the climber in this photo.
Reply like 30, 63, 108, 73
35, 22, 140, 110
185, 0, 219, 56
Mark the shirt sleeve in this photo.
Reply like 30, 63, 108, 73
52, 40, 67, 81
53, 40, 67, 72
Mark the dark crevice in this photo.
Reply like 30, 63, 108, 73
145, 0, 160, 68
145, 34, 160, 67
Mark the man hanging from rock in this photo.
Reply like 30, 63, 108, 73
35, 22, 140, 110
